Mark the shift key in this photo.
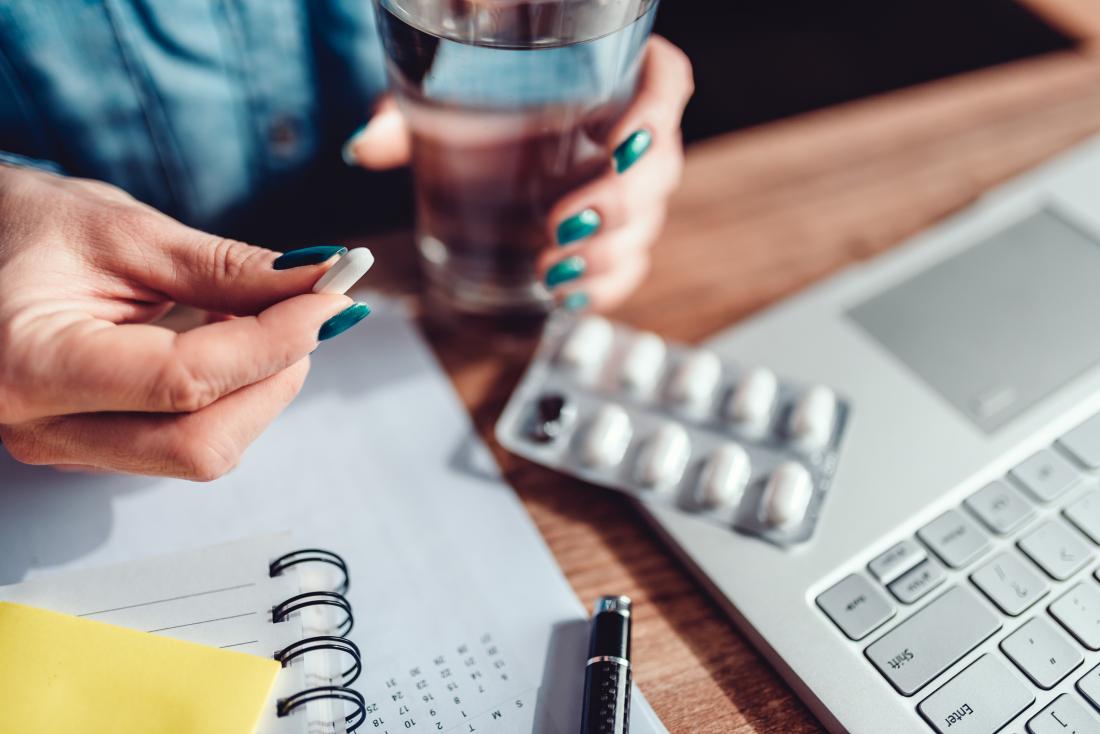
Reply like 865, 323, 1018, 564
865, 587, 1001, 695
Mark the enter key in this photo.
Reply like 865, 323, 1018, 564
918, 655, 1034, 734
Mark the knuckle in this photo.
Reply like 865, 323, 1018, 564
158, 359, 219, 413
676, 49, 695, 92
0, 425, 48, 466
204, 236, 269, 285
99, 202, 152, 239
170, 430, 239, 482
0, 386, 14, 424
0, 319, 36, 423
0, 328, 15, 424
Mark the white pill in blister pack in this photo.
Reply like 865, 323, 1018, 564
558, 316, 614, 375
581, 404, 633, 468
788, 385, 838, 453
313, 247, 375, 295
666, 349, 722, 411
636, 422, 690, 490
697, 442, 751, 509
759, 461, 813, 529
619, 331, 667, 394
725, 367, 778, 434
494, 313, 851, 547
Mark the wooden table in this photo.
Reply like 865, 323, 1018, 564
364, 3, 1100, 730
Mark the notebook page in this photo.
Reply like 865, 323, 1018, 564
0, 534, 340, 734
0, 296, 668, 734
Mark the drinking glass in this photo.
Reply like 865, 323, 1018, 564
374, 0, 659, 316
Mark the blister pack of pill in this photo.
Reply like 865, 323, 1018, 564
495, 313, 851, 546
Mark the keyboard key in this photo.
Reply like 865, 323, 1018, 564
1051, 583, 1100, 651
1018, 520, 1092, 580
970, 552, 1050, 616
965, 479, 1036, 535
1001, 616, 1084, 689
888, 560, 946, 604
1027, 694, 1100, 734
816, 574, 896, 641
918, 655, 1034, 734
918, 510, 992, 569
865, 586, 1001, 696
869, 539, 926, 583
1066, 490, 1100, 545
1077, 663, 1100, 711
1059, 413, 1100, 470
1011, 448, 1084, 503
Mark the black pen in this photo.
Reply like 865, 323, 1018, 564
580, 595, 632, 734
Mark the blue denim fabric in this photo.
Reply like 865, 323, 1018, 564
0, 0, 389, 236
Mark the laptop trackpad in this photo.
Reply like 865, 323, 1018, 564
850, 209, 1100, 433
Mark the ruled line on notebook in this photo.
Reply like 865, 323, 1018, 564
220, 640, 260, 649
146, 611, 256, 633
78, 582, 257, 617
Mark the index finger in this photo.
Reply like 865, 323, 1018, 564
2, 293, 364, 422
609, 36, 695, 147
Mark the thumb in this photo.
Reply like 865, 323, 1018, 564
342, 95, 412, 170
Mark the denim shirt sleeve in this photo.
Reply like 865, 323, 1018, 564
0, 0, 388, 235
0, 151, 63, 174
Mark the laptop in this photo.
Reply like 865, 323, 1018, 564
641, 134, 1100, 733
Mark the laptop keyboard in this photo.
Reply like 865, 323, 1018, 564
816, 412, 1100, 733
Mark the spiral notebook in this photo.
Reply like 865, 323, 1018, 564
0, 296, 667, 734
0, 534, 361, 733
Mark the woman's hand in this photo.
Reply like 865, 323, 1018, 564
344, 36, 694, 312
0, 166, 370, 479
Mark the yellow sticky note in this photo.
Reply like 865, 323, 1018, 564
0, 601, 280, 734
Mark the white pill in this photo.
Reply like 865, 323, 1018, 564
580, 405, 633, 468
559, 316, 614, 375
787, 385, 838, 452
759, 461, 813, 529
697, 442, 751, 509
725, 367, 778, 434
636, 422, 690, 490
619, 332, 667, 394
313, 248, 375, 295
666, 350, 722, 411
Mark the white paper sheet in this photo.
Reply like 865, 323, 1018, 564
0, 296, 666, 734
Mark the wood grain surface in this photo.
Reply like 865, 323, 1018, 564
360, 4, 1100, 731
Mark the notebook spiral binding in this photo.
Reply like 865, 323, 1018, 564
270, 549, 365, 733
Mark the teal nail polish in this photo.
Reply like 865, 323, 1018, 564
274, 245, 348, 270
556, 209, 601, 247
545, 256, 586, 288
562, 292, 590, 312
318, 303, 371, 341
613, 129, 653, 174
341, 124, 368, 166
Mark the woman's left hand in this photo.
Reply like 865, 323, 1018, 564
344, 35, 694, 313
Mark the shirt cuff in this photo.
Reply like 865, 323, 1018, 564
0, 151, 64, 175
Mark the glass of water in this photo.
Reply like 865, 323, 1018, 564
375, 0, 659, 317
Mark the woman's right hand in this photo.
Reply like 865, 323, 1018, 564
0, 165, 370, 480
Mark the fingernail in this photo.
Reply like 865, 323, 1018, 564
556, 209, 601, 247
318, 303, 372, 341
341, 124, 368, 167
562, 292, 590, 312
545, 256, 586, 288
613, 129, 653, 174
273, 245, 348, 270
